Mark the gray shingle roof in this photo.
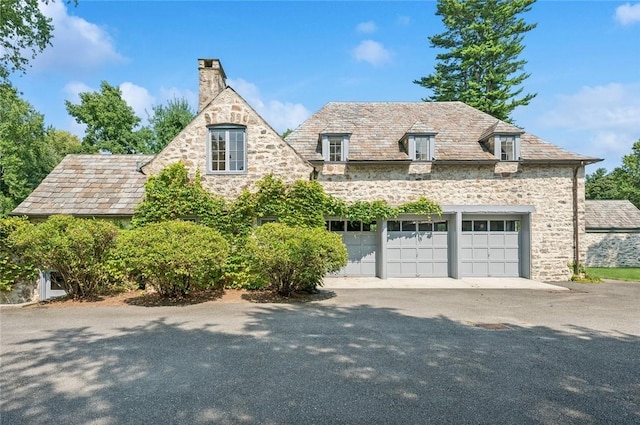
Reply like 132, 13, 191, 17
12, 154, 154, 217
285, 101, 600, 163
585, 200, 640, 230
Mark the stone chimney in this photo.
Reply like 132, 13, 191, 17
198, 59, 227, 112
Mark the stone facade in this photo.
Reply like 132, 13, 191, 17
584, 233, 640, 267
316, 163, 585, 282
0, 278, 38, 304
143, 88, 313, 198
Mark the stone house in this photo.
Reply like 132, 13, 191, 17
584, 200, 640, 267
13, 58, 601, 293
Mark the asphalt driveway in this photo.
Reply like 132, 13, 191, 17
1, 281, 639, 424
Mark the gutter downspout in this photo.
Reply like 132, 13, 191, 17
572, 162, 584, 275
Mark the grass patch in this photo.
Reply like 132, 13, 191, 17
585, 268, 640, 282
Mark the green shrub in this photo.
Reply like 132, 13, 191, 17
247, 223, 347, 296
114, 220, 229, 298
10, 215, 120, 298
0, 217, 38, 292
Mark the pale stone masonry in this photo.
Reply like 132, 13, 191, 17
13, 57, 602, 286
584, 200, 640, 267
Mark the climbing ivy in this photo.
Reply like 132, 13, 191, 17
133, 164, 442, 233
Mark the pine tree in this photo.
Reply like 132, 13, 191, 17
415, 0, 537, 122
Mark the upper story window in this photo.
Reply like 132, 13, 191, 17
403, 134, 435, 161
321, 134, 349, 162
493, 134, 520, 161
208, 125, 246, 173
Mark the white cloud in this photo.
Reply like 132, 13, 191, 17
537, 83, 640, 169
615, 3, 640, 25
352, 40, 392, 66
34, 2, 124, 72
227, 78, 310, 134
356, 21, 377, 34
63, 81, 93, 103
119, 82, 156, 122
395, 16, 412, 26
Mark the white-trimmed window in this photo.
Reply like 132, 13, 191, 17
321, 135, 349, 162
404, 134, 435, 161
494, 134, 520, 161
208, 126, 246, 173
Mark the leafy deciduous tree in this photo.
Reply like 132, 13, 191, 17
415, 0, 537, 122
65, 81, 151, 154
586, 140, 640, 208
0, 83, 58, 215
146, 97, 195, 153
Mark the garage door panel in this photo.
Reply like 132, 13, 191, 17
461, 216, 521, 277
387, 224, 449, 277
331, 221, 377, 277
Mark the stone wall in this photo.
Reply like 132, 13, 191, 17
317, 162, 585, 282
143, 89, 313, 198
0, 278, 38, 304
584, 232, 640, 267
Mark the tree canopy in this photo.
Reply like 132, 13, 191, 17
415, 0, 537, 122
0, 0, 57, 80
0, 83, 61, 215
586, 140, 640, 209
65, 81, 152, 154
146, 97, 195, 153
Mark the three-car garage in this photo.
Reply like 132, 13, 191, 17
328, 207, 532, 279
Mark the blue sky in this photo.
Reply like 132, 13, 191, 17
11, 0, 640, 172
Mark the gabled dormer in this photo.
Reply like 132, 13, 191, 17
479, 121, 524, 161
401, 121, 437, 161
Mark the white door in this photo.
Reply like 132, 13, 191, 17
387, 220, 448, 277
461, 218, 520, 277
328, 220, 377, 276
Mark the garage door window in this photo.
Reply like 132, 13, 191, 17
463, 220, 519, 232
326, 220, 376, 232
388, 220, 447, 232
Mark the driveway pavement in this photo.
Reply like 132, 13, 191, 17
1, 281, 638, 424
323, 276, 568, 290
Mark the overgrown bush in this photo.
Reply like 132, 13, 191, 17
114, 220, 229, 298
0, 217, 37, 292
247, 223, 347, 296
10, 215, 120, 299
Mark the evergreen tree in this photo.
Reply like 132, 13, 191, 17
415, 0, 537, 122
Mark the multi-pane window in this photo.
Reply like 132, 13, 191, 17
497, 135, 516, 161
414, 136, 431, 161
209, 127, 246, 172
322, 135, 348, 162
462, 220, 520, 232
329, 136, 343, 162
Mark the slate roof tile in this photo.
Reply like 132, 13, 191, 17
585, 200, 640, 230
12, 154, 153, 217
285, 101, 599, 163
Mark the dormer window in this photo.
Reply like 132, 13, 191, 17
487, 134, 520, 161
321, 134, 349, 162
403, 134, 435, 161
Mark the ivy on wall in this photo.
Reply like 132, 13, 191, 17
132, 163, 442, 236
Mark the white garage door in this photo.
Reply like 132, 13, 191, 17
461, 218, 520, 277
387, 220, 449, 277
328, 220, 376, 276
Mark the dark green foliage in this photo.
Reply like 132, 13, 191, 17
65, 81, 151, 154
114, 221, 229, 298
10, 215, 120, 299
146, 97, 195, 153
586, 140, 640, 208
0, 217, 37, 292
0, 83, 59, 215
131, 163, 228, 231
247, 223, 347, 296
415, 0, 537, 122
0, 0, 55, 79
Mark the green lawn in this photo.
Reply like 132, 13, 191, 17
586, 268, 640, 282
